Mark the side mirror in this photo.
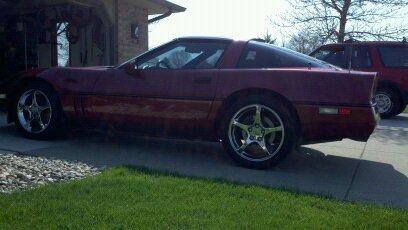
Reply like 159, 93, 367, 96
125, 61, 141, 76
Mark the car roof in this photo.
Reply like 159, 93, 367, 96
174, 36, 234, 43
322, 41, 407, 46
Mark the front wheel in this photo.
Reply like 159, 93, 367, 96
220, 96, 298, 169
14, 82, 65, 139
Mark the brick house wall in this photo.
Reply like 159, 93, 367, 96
116, 0, 149, 63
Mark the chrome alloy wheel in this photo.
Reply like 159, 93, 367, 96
228, 104, 285, 162
17, 89, 52, 134
374, 93, 392, 114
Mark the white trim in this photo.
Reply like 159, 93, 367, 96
0, 94, 6, 99
319, 107, 338, 115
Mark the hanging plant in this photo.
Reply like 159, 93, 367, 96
38, 7, 58, 31
70, 7, 91, 28
92, 17, 106, 52
66, 24, 79, 44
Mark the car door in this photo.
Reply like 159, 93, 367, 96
91, 40, 228, 136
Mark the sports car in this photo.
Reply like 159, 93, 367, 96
4, 37, 379, 169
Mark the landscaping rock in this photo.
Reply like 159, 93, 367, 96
0, 153, 99, 194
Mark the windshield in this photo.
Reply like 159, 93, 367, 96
116, 42, 171, 69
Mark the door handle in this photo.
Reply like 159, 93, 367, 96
193, 77, 212, 84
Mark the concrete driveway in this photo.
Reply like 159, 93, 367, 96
0, 112, 407, 209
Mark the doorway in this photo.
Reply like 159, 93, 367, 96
57, 22, 70, 67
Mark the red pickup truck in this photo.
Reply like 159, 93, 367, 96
311, 41, 408, 118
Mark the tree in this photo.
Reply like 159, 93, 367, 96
258, 32, 277, 44
286, 29, 325, 54
279, 0, 408, 43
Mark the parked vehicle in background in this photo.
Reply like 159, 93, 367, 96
4, 37, 379, 169
311, 40, 408, 118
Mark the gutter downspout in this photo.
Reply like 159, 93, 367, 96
148, 8, 173, 24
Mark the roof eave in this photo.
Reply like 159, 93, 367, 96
147, 0, 186, 15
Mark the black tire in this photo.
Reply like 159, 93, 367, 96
14, 82, 65, 140
219, 95, 298, 169
396, 105, 407, 116
375, 88, 403, 119
403, 105, 407, 113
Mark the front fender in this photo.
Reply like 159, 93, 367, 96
38, 67, 104, 94
4, 68, 48, 95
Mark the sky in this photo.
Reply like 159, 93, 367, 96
148, 0, 290, 48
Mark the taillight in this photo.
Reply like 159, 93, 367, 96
339, 108, 351, 115
319, 107, 351, 115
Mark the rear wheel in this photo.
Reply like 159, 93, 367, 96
375, 88, 402, 119
220, 95, 297, 169
14, 82, 65, 139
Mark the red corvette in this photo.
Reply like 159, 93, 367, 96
4, 37, 379, 169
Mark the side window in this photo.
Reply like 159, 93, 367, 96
195, 49, 224, 69
313, 49, 332, 60
138, 44, 201, 70
137, 42, 227, 70
378, 46, 408, 68
351, 46, 372, 68
313, 47, 348, 68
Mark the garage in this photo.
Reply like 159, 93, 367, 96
0, 0, 185, 95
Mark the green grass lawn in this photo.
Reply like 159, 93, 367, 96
404, 106, 408, 113
0, 167, 406, 229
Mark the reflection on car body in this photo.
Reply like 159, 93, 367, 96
6, 37, 378, 169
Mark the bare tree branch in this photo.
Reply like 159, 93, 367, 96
276, 0, 408, 45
